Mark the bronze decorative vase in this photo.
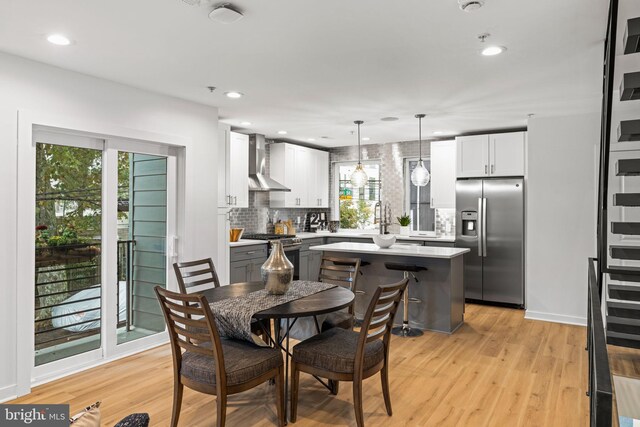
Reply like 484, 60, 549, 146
261, 241, 293, 295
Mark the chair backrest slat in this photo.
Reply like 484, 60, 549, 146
173, 323, 211, 343
319, 273, 354, 283
173, 258, 221, 292
163, 298, 203, 316
318, 256, 361, 315
354, 279, 408, 374
176, 339, 214, 356
372, 302, 396, 318
320, 264, 358, 273
168, 312, 207, 328
366, 326, 388, 343
367, 313, 391, 331
155, 286, 228, 391
181, 267, 215, 279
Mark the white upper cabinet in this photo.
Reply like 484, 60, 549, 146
310, 150, 329, 208
489, 132, 525, 177
430, 140, 456, 209
456, 132, 525, 178
270, 143, 329, 208
217, 130, 249, 208
456, 135, 490, 178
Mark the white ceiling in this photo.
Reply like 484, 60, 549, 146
0, 0, 608, 147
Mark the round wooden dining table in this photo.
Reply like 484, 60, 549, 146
199, 280, 355, 423
199, 280, 355, 319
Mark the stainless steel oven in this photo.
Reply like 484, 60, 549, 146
280, 242, 301, 280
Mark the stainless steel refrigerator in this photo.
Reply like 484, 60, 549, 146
455, 178, 524, 306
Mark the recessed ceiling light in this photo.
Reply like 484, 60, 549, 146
362, 137, 371, 141
209, 4, 244, 24
47, 34, 71, 46
308, 138, 316, 142
240, 121, 252, 126
278, 130, 287, 135
433, 131, 445, 136
381, 117, 399, 122
481, 46, 506, 56
225, 91, 243, 99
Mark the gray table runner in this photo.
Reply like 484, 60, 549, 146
209, 280, 336, 344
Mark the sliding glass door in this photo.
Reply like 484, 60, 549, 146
116, 151, 169, 345
34, 140, 104, 366
32, 130, 176, 376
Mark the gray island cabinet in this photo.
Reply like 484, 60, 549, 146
310, 242, 470, 334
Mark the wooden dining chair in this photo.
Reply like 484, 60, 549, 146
290, 278, 408, 427
154, 286, 285, 427
173, 258, 221, 292
318, 256, 361, 331
173, 259, 269, 342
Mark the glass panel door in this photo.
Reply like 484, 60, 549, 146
406, 159, 435, 232
34, 142, 103, 366
116, 152, 168, 345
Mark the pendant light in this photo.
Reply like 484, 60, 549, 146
350, 120, 368, 187
411, 114, 431, 187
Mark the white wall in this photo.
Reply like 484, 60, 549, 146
525, 113, 599, 325
0, 52, 219, 401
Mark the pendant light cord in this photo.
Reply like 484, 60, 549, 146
357, 122, 361, 164
354, 120, 364, 165
415, 113, 426, 162
418, 116, 422, 161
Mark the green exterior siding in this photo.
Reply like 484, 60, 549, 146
130, 154, 167, 333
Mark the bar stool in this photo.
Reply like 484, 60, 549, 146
384, 262, 427, 337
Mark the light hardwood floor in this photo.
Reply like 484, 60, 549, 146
10, 304, 638, 426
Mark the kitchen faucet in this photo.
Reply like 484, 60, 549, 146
374, 201, 392, 234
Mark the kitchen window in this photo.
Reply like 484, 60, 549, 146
404, 158, 435, 232
334, 161, 381, 230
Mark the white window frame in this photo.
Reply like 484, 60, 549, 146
332, 160, 381, 231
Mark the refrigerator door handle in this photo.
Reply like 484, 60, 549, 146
478, 197, 483, 256
482, 197, 488, 257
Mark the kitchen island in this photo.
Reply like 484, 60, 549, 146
309, 242, 469, 334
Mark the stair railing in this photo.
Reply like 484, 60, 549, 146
597, 0, 619, 297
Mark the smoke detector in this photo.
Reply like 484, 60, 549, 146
209, 3, 244, 23
459, 0, 484, 12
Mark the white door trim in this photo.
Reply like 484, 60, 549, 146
16, 109, 187, 396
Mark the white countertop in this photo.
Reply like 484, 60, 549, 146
309, 242, 469, 259
229, 239, 267, 247
297, 231, 456, 243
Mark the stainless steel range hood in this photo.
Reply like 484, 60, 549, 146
248, 134, 291, 192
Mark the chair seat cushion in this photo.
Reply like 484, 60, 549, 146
292, 328, 385, 374
181, 339, 282, 387
321, 311, 354, 331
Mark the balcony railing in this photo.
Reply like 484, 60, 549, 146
34, 240, 134, 351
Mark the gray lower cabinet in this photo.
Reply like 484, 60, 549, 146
230, 244, 268, 284
299, 237, 324, 280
